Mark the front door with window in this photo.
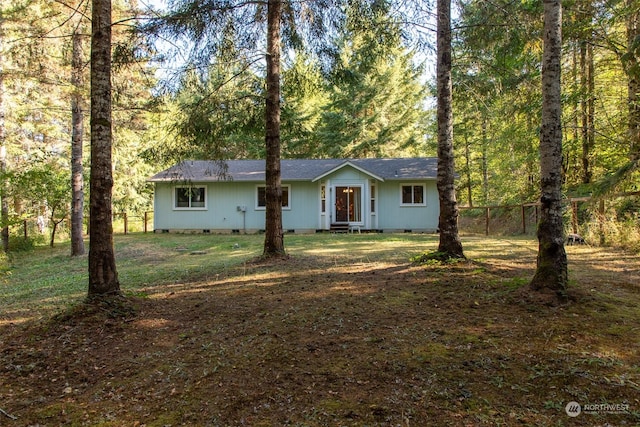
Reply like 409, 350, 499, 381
334, 186, 362, 223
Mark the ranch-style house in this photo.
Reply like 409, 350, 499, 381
148, 158, 440, 234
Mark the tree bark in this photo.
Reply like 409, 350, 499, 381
0, 20, 8, 253
71, 30, 85, 256
88, 0, 120, 297
626, 0, 640, 165
436, 0, 464, 258
580, 34, 594, 184
530, 0, 568, 297
481, 116, 488, 205
263, 0, 285, 257
464, 133, 473, 207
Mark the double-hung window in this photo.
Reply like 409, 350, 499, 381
256, 185, 290, 209
400, 184, 426, 206
174, 186, 206, 209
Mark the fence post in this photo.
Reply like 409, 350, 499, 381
123, 212, 128, 235
521, 205, 526, 234
485, 207, 490, 236
571, 201, 578, 234
598, 199, 605, 245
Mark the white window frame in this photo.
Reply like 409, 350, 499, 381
370, 181, 376, 214
400, 183, 426, 206
173, 185, 207, 210
256, 184, 291, 210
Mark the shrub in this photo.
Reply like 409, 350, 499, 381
0, 250, 9, 275
8, 236, 36, 252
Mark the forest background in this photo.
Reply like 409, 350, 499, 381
0, 0, 638, 253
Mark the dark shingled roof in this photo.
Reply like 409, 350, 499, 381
148, 158, 438, 182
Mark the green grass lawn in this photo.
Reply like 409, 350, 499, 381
1, 233, 445, 322
1, 232, 628, 323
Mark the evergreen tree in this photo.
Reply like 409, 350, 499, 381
530, 0, 568, 299
436, 0, 464, 259
71, 26, 87, 256
88, 0, 120, 297
281, 53, 328, 158
317, 2, 430, 158
263, 0, 285, 256
0, 10, 7, 252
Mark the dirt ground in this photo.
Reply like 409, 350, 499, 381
1, 242, 640, 426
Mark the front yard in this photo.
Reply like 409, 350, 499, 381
1, 234, 639, 425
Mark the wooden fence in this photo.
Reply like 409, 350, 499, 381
459, 203, 540, 236
459, 191, 640, 236
111, 211, 153, 234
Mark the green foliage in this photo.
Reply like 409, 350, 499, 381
8, 236, 36, 252
314, 3, 431, 157
0, 250, 9, 275
454, 0, 640, 210
281, 53, 330, 157
149, 0, 431, 162
1, 0, 157, 242
317, 45, 431, 157
149, 50, 265, 162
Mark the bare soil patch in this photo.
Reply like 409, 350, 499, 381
1, 242, 639, 426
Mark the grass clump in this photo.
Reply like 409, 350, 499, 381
410, 250, 466, 265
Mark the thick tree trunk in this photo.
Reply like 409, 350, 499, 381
263, 0, 285, 257
436, 0, 464, 258
71, 30, 85, 256
88, 0, 120, 297
530, 0, 568, 297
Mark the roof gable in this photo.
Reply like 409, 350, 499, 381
311, 160, 385, 182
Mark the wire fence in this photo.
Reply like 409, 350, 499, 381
458, 192, 640, 245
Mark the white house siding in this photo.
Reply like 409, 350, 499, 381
281, 181, 320, 231
153, 182, 254, 232
152, 164, 439, 233
376, 180, 439, 232
153, 181, 322, 233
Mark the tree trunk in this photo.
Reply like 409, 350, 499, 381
71, 30, 85, 256
436, 0, 464, 259
580, 36, 594, 184
263, 0, 285, 257
530, 0, 568, 297
481, 116, 488, 205
88, 0, 120, 297
0, 22, 8, 253
626, 0, 640, 165
464, 133, 473, 207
